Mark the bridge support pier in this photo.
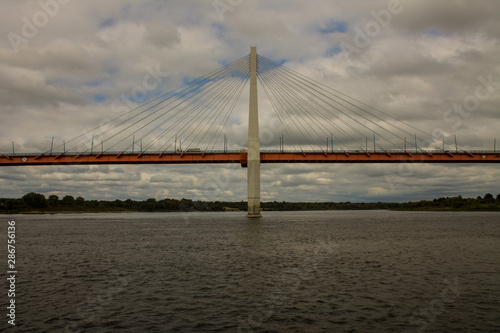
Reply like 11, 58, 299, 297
247, 46, 262, 218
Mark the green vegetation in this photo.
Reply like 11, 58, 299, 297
397, 194, 500, 211
0, 192, 499, 214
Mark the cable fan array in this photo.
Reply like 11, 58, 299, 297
46, 51, 458, 156
257, 55, 454, 153
53, 55, 251, 155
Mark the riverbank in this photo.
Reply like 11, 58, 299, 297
1, 193, 499, 214
4, 205, 500, 215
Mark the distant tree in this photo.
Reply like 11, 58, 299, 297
477, 196, 482, 201
497, 194, 500, 201
209, 201, 223, 211
157, 198, 179, 211
22, 192, 48, 209
144, 198, 157, 210
179, 198, 193, 211
75, 196, 85, 206
2, 199, 25, 211
483, 193, 495, 203
124, 199, 133, 208
193, 200, 207, 211
85, 200, 99, 208
5, 200, 16, 211
61, 195, 75, 206
48, 195, 59, 207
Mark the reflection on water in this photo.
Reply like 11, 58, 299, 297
1, 210, 499, 332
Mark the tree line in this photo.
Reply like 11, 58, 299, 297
0, 192, 499, 213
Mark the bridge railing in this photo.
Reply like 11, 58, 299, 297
1, 149, 498, 156
260, 149, 499, 154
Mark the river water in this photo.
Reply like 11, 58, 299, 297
1, 210, 499, 332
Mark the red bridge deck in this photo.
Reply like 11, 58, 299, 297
1, 151, 499, 167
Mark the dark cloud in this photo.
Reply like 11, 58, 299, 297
391, 0, 500, 38
144, 23, 181, 48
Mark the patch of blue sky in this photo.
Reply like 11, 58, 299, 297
325, 46, 342, 57
217, 58, 231, 67
424, 28, 446, 37
276, 59, 287, 65
93, 94, 107, 103
218, 49, 249, 68
99, 18, 115, 28
105, 68, 119, 77
154, 77, 210, 100
147, 90, 166, 101
319, 20, 347, 34
183, 76, 217, 87
229, 67, 250, 79
179, 66, 248, 98
121, 3, 131, 15
256, 57, 285, 75
115, 85, 174, 106
212, 23, 227, 39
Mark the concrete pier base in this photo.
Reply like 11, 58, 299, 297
246, 198, 262, 218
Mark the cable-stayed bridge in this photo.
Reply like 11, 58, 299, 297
1, 47, 499, 217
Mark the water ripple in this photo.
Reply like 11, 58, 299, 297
1, 211, 499, 332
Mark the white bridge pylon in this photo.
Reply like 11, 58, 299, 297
246, 46, 262, 218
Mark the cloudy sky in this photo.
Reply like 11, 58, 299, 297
0, 0, 499, 202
